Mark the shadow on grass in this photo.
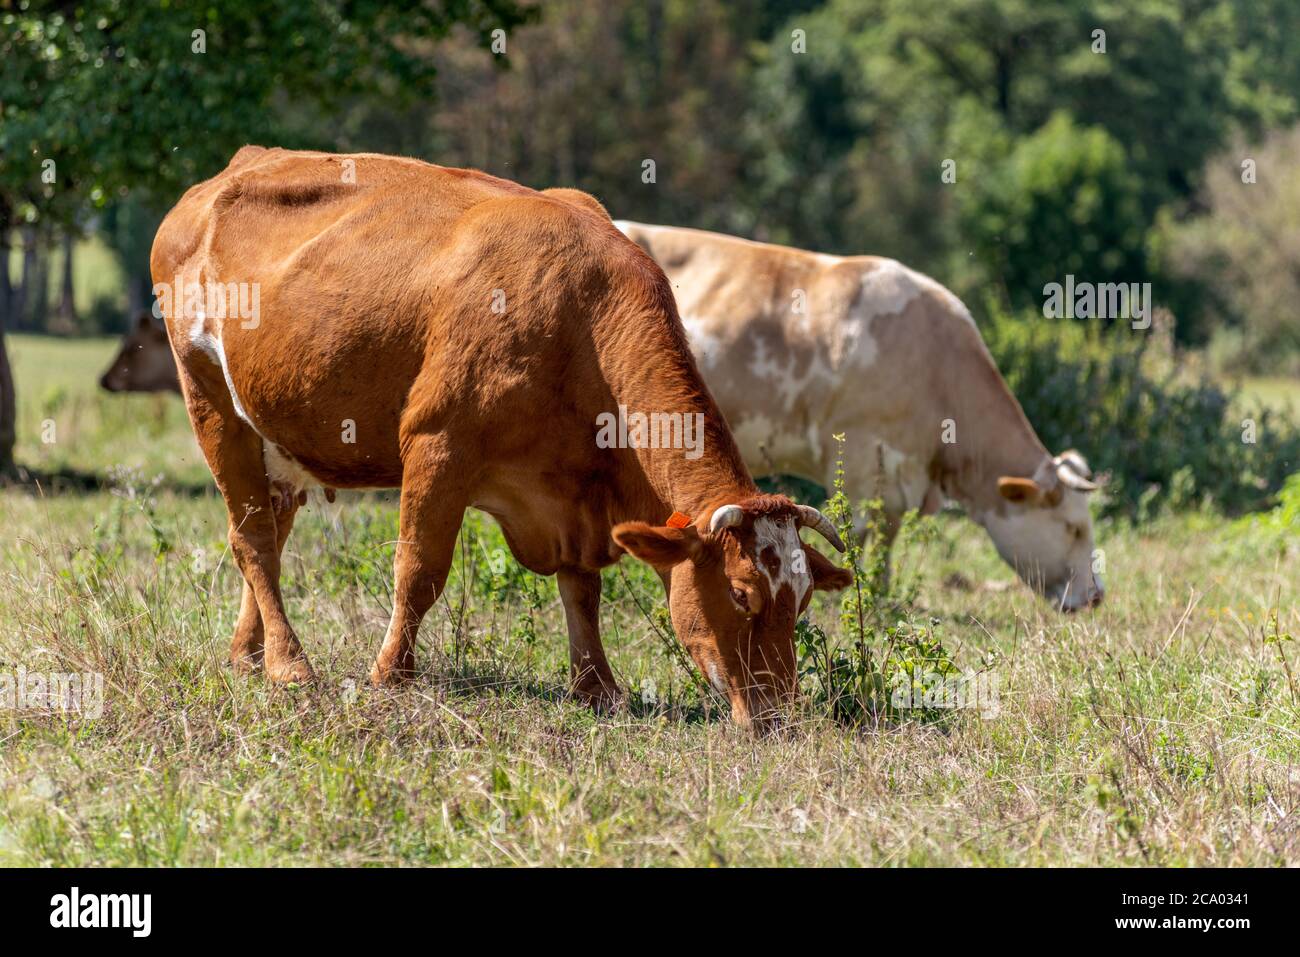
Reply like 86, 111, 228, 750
2, 465, 404, 505
0, 464, 214, 498
425, 662, 730, 726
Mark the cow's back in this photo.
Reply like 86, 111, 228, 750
616, 221, 1011, 517
152, 147, 635, 487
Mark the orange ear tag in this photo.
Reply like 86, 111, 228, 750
665, 511, 693, 529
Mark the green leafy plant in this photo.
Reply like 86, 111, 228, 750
798, 435, 966, 726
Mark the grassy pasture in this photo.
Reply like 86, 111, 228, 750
1, 335, 1297, 866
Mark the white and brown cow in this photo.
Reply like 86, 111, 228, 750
150, 147, 850, 728
615, 221, 1103, 611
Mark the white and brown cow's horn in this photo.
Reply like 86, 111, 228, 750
1053, 452, 1099, 492
709, 504, 745, 534
795, 505, 847, 552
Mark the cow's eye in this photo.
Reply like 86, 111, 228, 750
729, 587, 749, 611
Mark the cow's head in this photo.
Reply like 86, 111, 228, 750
984, 451, 1103, 612
99, 312, 180, 394
614, 495, 852, 729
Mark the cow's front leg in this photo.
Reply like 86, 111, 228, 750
557, 568, 622, 712
370, 436, 468, 687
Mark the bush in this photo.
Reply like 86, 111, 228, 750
797, 435, 973, 727
983, 309, 1300, 520
956, 112, 1149, 314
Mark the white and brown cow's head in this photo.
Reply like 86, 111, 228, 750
986, 451, 1103, 612
614, 494, 851, 729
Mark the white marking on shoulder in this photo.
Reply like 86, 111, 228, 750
858, 260, 924, 317
862, 258, 974, 327
834, 260, 975, 369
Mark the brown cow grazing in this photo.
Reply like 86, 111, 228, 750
99, 312, 182, 394
150, 146, 850, 728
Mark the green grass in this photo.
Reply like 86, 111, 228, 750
1, 338, 1297, 865
6, 333, 206, 487
1238, 375, 1300, 415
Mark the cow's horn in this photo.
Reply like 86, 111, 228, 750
1056, 464, 1098, 492
709, 504, 745, 534
795, 505, 847, 553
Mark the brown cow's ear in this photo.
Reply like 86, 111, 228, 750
612, 522, 704, 569
805, 545, 852, 592
997, 476, 1042, 504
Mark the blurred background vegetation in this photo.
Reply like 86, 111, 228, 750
2, 0, 1298, 516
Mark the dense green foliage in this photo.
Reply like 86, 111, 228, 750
0, 0, 532, 217
983, 310, 1300, 519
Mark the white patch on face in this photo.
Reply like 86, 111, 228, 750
751, 516, 811, 607
976, 487, 1100, 610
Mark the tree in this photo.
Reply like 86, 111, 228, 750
0, 0, 532, 475
955, 111, 1147, 311
1159, 125, 1300, 373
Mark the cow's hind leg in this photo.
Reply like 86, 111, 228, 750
229, 493, 301, 672
179, 368, 313, 683
370, 435, 468, 687
558, 568, 621, 711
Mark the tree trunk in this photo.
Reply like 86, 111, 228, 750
31, 227, 50, 332
0, 324, 16, 477
13, 223, 33, 331
55, 229, 77, 331
126, 274, 142, 317
0, 202, 11, 325
0, 196, 16, 476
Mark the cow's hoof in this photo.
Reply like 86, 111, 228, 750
572, 682, 624, 715
265, 656, 315, 685
368, 663, 416, 688
229, 651, 264, 675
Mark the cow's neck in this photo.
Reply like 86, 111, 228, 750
934, 345, 1051, 518
629, 436, 756, 521
604, 343, 756, 522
